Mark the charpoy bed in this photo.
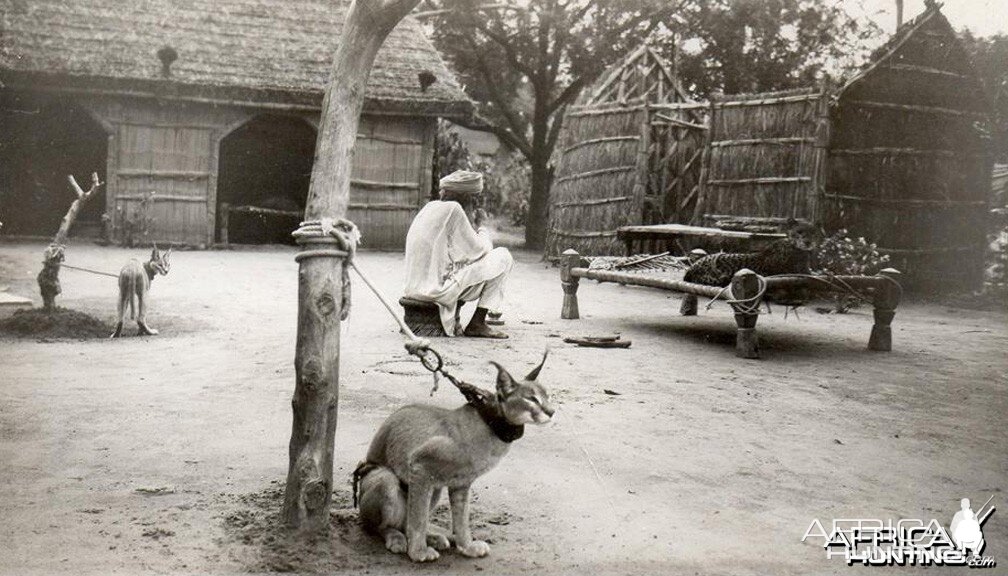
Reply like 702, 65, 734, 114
558, 248, 902, 359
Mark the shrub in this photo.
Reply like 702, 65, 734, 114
812, 229, 890, 312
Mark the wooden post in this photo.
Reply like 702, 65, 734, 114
37, 173, 103, 311
283, 0, 421, 531
679, 248, 707, 316
730, 268, 761, 359
219, 202, 230, 247
868, 268, 902, 352
560, 249, 583, 320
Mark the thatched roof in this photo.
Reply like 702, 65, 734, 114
0, 0, 472, 116
834, 1, 988, 114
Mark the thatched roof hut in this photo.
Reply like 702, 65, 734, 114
694, 3, 994, 290
545, 46, 705, 258
0, 0, 471, 247
550, 3, 995, 291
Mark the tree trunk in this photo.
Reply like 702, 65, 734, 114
283, 0, 419, 531
524, 156, 552, 249
38, 173, 102, 312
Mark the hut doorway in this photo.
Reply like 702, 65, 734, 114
0, 95, 109, 238
216, 114, 316, 244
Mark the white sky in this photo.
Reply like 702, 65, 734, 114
844, 0, 1008, 37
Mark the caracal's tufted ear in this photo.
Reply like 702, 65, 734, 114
151, 242, 160, 260
164, 245, 172, 260
526, 349, 549, 381
490, 361, 518, 396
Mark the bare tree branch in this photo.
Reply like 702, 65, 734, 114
67, 172, 103, 199
453, 111, 533, 158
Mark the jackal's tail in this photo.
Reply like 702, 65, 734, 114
128, 274, 137, 319
351, 461, 381, 508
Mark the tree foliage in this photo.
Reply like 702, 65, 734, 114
668, 0, 881, 97
960, 32, 1008, 160
423, 0, 881, 246
421, 0, 680, 247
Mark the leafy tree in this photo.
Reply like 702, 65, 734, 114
960, 31, 1008, 161
668, 0, 881, 96
420, 0, 683, 248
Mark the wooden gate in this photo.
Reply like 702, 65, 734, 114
113, 123, 214, 245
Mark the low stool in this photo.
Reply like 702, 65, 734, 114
399, 297, 450, 337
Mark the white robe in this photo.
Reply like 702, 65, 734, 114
403, 201, 512, 335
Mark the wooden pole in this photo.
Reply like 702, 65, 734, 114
282, 0, 421, 531
219, 202, 230, 247
37, 172, 103, 311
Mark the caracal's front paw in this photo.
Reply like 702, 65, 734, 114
426, 533, 451, 551
384, 530, 407, 554
458, 540, 490, 558
138, 325, 159, 336
408, 545, 440, 563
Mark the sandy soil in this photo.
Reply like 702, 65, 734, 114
0, 239, 1006, 575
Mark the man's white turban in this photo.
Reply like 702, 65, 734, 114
439, 170, 483, 195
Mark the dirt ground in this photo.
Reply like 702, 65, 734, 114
0, 239, 1006, 575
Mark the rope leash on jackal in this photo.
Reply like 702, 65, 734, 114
293, 217, 480, 398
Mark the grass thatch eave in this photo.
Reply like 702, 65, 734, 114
0, 0, 471, 117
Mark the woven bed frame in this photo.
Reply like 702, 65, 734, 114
558, 249, 903, 359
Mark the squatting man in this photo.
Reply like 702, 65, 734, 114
403, 169, 513, 338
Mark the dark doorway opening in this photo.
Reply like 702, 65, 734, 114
216, 115, 316, 244
0, 94, 109, 238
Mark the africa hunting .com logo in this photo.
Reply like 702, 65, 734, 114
802, 496, 997, 568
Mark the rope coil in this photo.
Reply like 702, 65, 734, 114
294, 216, 471, 397
705, 275, 768, 314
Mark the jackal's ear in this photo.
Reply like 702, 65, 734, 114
526, 349, 549, 381
490, 361, 518, 396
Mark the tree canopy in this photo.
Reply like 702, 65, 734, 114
421, 0, 681, 247
669, 0, 881, 97
421, 0, 882, 245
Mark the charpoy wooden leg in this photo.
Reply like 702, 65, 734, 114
680, 294, 698, 316
731, 268, 762, 359
868, 268, 902, 352
561, 249, 582, 320
680, 249, 707, 316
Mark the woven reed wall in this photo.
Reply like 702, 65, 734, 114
693, 89, 828, 226
823, 12, 993, 290
545, 106, 650, 258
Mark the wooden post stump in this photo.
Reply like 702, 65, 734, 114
679, 249, 707, 316
560, 249, 583, 320
282, 0, 421, 532
37, 173, 102, 311
868, 268, 901, 352
731, 268, 761, 359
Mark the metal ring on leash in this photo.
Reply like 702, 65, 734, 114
416, 347, 443, 373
